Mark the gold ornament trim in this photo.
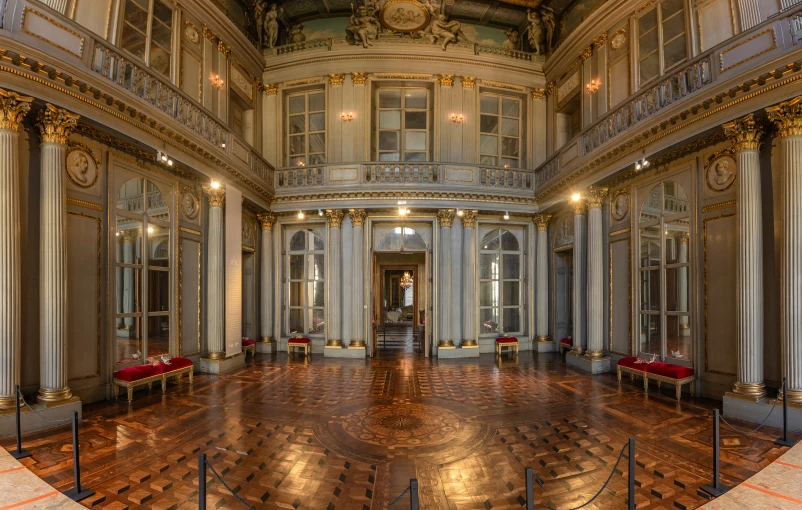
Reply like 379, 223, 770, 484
586, 187, 608, 208
257, 211, 277, 231
328, 73, 345, 86
461, 210, 479, 227
530, 87, 545, 100
460, 76, 476, 89
351, 72, 368, 85
533, 214, 552, 231
702, 200, 736, 213
349, 208, 367, 226
438, 74, 454, 87
723, 113, 764, 151
325, 209, 345, 227
437, 209, 455, 226
203, 185, 226, 207
37, 103, 79, 144
0, 87, 33, 131
767, 95, 802, 137
66, 197, 102, 211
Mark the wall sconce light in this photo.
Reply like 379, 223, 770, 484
220, 142, 226, 149
211, 74, 224, 89
635, 153, 650, 171
297, 161, 306, 167
451, 113, 464, 123
586, 79, 600, 94
210, 180, 221, 189
503, 211, 510, 220
297, 211, 305, 219
571, 192, 581, 202
341, 112, 354, 122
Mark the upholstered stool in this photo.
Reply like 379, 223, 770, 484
617, 356, 695, 400
495, 336, 519, 356
559, 337, 573, 355
113, 357, 194, 402
242, 338, 256, 358
288, 337, 311, 356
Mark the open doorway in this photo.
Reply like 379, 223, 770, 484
373, 255, 425, 355
554, 249, 573, 342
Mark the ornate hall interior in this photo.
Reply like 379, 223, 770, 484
1, 0, 802, 507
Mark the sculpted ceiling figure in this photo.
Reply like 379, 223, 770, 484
426, 14, 469, 50
525, 6, 555, 55
503, 28, 521, 51
347, 5, 381, 48
263, 4, 283, 49
288, 23, 306, 44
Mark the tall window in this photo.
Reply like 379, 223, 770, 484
480, 93, 522, 168
286, 90, 326, 166
286, 229, 325, 335
115, 177, 171, 365
637, 0, 687, 86
120, 0, 174, 77
376, 88, 430, 162
638, 180, 691, 363
479, 229, 523, 335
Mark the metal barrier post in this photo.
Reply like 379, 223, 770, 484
525, 467, 534, 510
776, 378, 797, 447
10, 386, 31, 460
65, 411, 94, 502
628, 437, 635, 510
410, 479, 419, 510
701, 409, 730, 497
199, 453, 207, 510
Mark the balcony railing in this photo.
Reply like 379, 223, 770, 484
274, 162, 534, 194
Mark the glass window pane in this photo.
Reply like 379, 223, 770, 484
309, 92, 325, 111
663, 36, 687, 69
289, 135, 305, 155
662, 11, 685, 41
312, 309, 325, 334
289, 281, 303, 306
502, 158, 519, 169
116, 220, 142, 264
148, 270, 169, 312
310, 154, 325, 164
309, 112, 325, 132
662, 0, 684, 18
309, 133, 325, 154
503, 308, 521, 333
121, 24, 147, 60
480, 115, 499, 134
153, 0, 172, 26
151, 20, 172, 50
289, 96, 305, 114
379, 90, 402, 108
502, 98, 520, 117
379, 152, 400, 161
503, 281, 520, 306
482, 232, 501, 251
405, 90, 427, 109
502, 118, 519, 137
667, 315, 692, 360
379, 131, 400, 150
479, 281, 497, 306
147, 224, 169, 267
503, 254, 520, 279
480, 134, 498, 156
380, 111, 401, 129
502, 138, 520, 158
313, 254, 325, 279
640, 53, 659, 84
290, 231, 306, 251
480, 308, 500, 334
146, 314, 170, 358
640, 185, 662, 223
666, 266, 689, 312
118, 178, 145, 214
115, 316, 142, 364
480, 95, 498, 114
289, 115, 305, 134
289, 255, 304, 279
405, 111, 427, 129
405, 131, 426, 151
639, 314, 661, 357
640, 226, 661, 267
123, 0, 148, 31
479, 253, 499, 279
312, 232, 324, 250
640, 268, 660, 311
289, 309, 303, 334
501, 230, 519, 251
638, 9, 658, 33
313, 281, 325, 307
665, 223, 689, 263
405, 152, 426, 161
116, 267, 142, 314
663, 181, 688, 214
480, 155, 498, 166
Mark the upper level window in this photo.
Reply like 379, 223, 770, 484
637, 0, 687, 86
376, 88, 430, 162
480, 93, 521, 168
479, 228, 524, 336
120, 0, 174, 77
286, 90, 326, 166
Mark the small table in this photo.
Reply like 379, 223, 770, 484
495, 336, 519, 356
288, 337, 311, 356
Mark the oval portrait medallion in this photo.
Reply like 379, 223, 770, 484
65, 149, 98, 188
706, 154, 737, 192
379, 0, 431, 33
181, 188, 200, 220
611, 191, 629, 221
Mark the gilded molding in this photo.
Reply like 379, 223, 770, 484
723, 113, 764, 151
766, 96, 802, 137
328, 73, 345, 86
594, 31, 608, 48
437, 209, 455, 226
530, 87, 545, 100
460, 76, 476, 89
351, 72, 368, 85
702, 200, 736, 212
586, 187, 608, 209
533, 214, 552, 231
66, 197, 102, 211
37, 103, 79, 144
264, 83, 278, 95
580, 46, 592, 62
544, 81, 555, 97
438, 74, 454, 86
461, 210, 479, 227
202, 25, 216, 42
325, 209, 345, 227
349, 208, 367, 226
257, 211, 277, 230
0, 87, 33, 131
203, 185, 225, 207
217, 40, 231, 56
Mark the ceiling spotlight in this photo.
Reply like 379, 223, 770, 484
167, 158, 173, 166
571, 192, 581, 202
297, 211, 305, 219
221, 142, 226, 149
635, 152, 650, 171
456, 209, 464, 217
503, 211, 510, 220
318, 209, 324, 217
147, 226, 154, 234
210, 180, 221, 189
160, 152, 167, 162
399, 207, 408, 216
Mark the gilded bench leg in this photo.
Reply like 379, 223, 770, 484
189, 370, 193, 385
617, 367, 622, 382
147, 381, 153, 391
161, 376, 167, 393
643, 374, 649, 390
657, 380, 661, 389
127, 387, 133, 402
676, 382, 681, 400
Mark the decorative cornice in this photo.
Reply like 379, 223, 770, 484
766, 96, 802, 137
325, 209, 344, 227
202, 25, 216, 42
580, 46, 593, 62
594, 31, 607, 48
349, 208, 367, 226
37, 103, 79, 144
202, 185, 225, 207
328, 73, 345, 86
545, 81, 555, 97
437, 209, 455, 226
0, 87, 33, 131
461, 210, 479, 227
533, 214, 552, 231
263, 83, 278, 95
217, 40, 231, 56
438, 74, 455, 87
351, 72, 368, 85
530, 87, 545, 100
723, 113, 765, 151
586, 187, 609, 208
460, 76, 476, 89
257, 212, 277, 231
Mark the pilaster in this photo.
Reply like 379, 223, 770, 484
534, 214, 552, 346
257, 212, 277, 347
326, 210, 345, 348
461, 211, 478, 347
349, 209, 367, 349
585, 188, 607, 359
437, 209, 455, 348
203, 184, 226, 360
571, 200, 587, 354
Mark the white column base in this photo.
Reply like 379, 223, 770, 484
566, 352, 610, 374
200, 353, 246, 374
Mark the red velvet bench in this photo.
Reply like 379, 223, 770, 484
495, 336, 519, 356
288, 337, 311, 356
617, 356, 694, 400
113, 357, 194, 402
242, 338, 255, 358
559, 337, 573, 355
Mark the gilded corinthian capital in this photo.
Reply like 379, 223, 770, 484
257, 212, 277, 231
767, 96, 802, 137
202, 184, 226, 207
325, 209, 344, 227
533, 214, 552, 231
586, 187, 608, 209
437, 209, 455, 227
0, 88, 33, 131
349, 208, 367, 226
461, 210, 479, 227
723, 113, 764, 151
37, 104, 79, 144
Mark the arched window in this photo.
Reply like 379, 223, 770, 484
376, 227, 427, 252
286, 228, 325, 335
114, 177, 171, 365
638, 179, 691, 363
479, 228, 523, 335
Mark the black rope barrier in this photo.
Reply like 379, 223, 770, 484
198, 453, 256, 510
719, 379, 785, 435
9, 386, 31, 460
776, 377, 798, 447
387, 479, 419, 508
700, 409, 731, 498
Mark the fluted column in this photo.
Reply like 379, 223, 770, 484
203, 184, 225, 359
37, 104, 79, 405
768, 97, 802, 404
585, 188, 607, 358
534, 214, 552, 343
326, 210, 344, 347
438, 210, 455, 348
0, 89, 32, 410
257, 212, 277, 343
572, 200, 587, 354
349, 209, 367, 348
461, 211, 478, 347
723, 114, 766, 399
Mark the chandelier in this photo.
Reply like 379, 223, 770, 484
400, 271, 413, 289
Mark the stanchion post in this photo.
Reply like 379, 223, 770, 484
410, 478, 419, 510
10, 386, 31, 460
776, 377, 797, 447
65, 411, 94, 502
199, 453, 207, 510
701, 409, 730, 497
628, 437, 635, 510
525, 467, 534, 510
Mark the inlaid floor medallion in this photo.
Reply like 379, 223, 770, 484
342, 403, 461, 447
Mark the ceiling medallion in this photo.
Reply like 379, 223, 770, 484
379, 0, 432, 33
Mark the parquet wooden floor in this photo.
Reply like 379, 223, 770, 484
3, 352, 798, 509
